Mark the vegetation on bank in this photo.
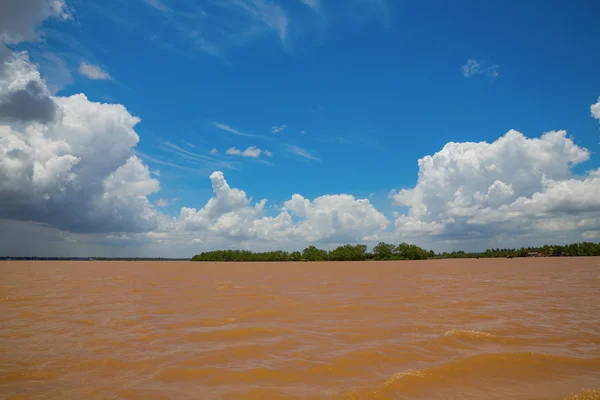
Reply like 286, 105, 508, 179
190, 241, 600, 261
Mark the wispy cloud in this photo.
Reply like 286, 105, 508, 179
137, 0, 289, 59
78, 61, 111, 80
136, 151, 197, 172
161, 141, 239, 170
226, 146, 272, 158
162, 141, 217, 162
271, 124, 287, 133
213, 122, 258, 137
210, 148, 218, 155
286, 144, 319, 161
38, 52, 74, 92
90, 0, 389, 62
137, 150, 239, 174
299, 0, 321, 12
462, 59, 499, 78
143, 0, 170, 12
232, 0, 289, 42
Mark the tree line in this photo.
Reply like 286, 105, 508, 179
191, 241, 600, 261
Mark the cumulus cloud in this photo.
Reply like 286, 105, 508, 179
179, 171, 256, 234
0, 0, 163, 236
78, 62, 111, 80
226, 146, 270, 158
0, 52, 161, 234
177, 172, 388, 244
0, 52, 58, 122
0, 0, 71, 45
462, 59, 499, 78
592, 97, 600, 120
278, 193, 389, 242
271, 124, 287, 133
390, 129, 600, 242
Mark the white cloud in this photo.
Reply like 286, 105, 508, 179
299, 0, 321, 12
462, 59, 499, 78
210, 148, 217, 155
233, 0, 289, 42
212, 122, 257, 137
177, 172, 389, 244
592, 97, 600, 120
0, 51, 57, 122
143, 0, 170, 12
278, 193, 389, 242
390, 129, 600, 243
0, 51, 161, 234
152, 169, 161, 177
179, 171, 254, 232
264, 150, 273, 157
271, 124, 287, 133
226, 146, 269, 158
286, 144, 319, 160
0, 0, 71, 45
155, 198, 169, 208
78, 62, 111, 80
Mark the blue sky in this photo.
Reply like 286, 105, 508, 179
1, 0, 600, 256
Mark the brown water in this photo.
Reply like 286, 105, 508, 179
1, 258, 600, 400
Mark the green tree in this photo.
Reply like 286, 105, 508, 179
302, 246, 329, 261
372, 242, 395, 260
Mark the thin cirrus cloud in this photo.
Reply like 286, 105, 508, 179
143, 0, 170, 12
226, 146, 272, 158
160, 141, 239, 170
299, 0, 321, 12
461, 59, 499, 78
212, 122, 259, 137
286, 144, 319, 161
130, 0, 389, 60
78, 61, 111, 80
136, 0, 288, 58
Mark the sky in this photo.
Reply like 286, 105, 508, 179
0, 0, 599, 257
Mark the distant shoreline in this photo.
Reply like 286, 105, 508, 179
2, 241, 599, 261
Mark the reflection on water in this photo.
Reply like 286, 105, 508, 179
1, 258, 599, 399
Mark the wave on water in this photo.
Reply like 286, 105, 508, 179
442, 329, 524, 345
563, 389, 600, 400
345, 352, 600, 399
0, 370, 59, 384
